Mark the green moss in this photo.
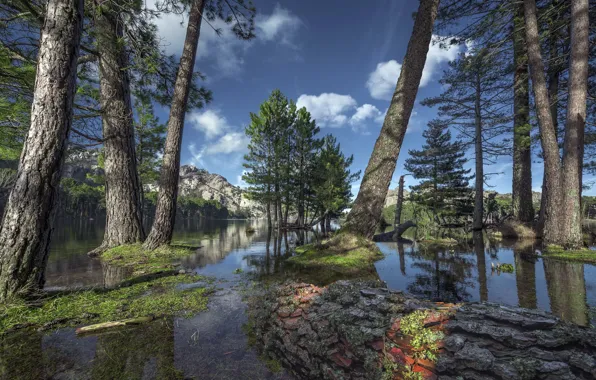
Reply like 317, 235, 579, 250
542, 246, 596, 264
287, 233, 384, 274
102, 243, 197, 277
0, 275, 210, 334
400, 310, 444, 362
497, 263, 514, 273
233, 268, 244, 274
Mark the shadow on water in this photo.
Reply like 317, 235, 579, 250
2, 218, 595, 379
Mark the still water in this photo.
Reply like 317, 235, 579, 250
1, 217, 595, 379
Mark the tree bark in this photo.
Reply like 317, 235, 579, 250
560, 0, 588, 248
143, 0, 205, 250
512, 2, 534, 223
473, 73, 484, 231
524, 0, 563, 245
343, 0, 440, 239
92, 0, 144, 254
0, 0, 83, 301
525, 0, 588, 248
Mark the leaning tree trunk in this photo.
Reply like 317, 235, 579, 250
0, 0, 83, 301
343, 0, 440, 239
91, 1, 144, 254
512, 2, 534, 223
560, 0, 588, 249
473, 74, 484, 231
143, 0, 206, 250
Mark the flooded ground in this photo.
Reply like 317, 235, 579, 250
1, 217, 595, 379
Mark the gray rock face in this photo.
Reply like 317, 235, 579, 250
176, 165, 263, 217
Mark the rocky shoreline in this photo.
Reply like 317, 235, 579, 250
247, 281, 596, 379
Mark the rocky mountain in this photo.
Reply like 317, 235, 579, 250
176, 165, 263, 217
62, 150, 264, 218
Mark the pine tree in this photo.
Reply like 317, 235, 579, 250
422, 50, 510, 230
404, 122, 473, 223
313, 135, 360, 229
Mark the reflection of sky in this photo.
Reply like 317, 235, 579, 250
375, 241, 596, 325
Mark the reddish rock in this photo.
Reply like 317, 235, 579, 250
389, 347, 406, 365
278, 310, 291, 318
416, 357, 435, 370
412, 364, 437, 379
290, 308, 303, 317
386, 330, 396, 340
284, 317, 301, 329
330, 353, 352, 368
370, 340, 385, 351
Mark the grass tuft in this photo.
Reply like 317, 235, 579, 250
288, 233, 384, 273
542, 245, 596, 264
0, 274, 210, 334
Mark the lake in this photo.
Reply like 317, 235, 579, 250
1, 217, 594, 379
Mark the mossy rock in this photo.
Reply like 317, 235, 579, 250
102, 243, 198, 277
288, 233, 384, 274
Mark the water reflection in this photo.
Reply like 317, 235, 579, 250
375, 235, 596, 326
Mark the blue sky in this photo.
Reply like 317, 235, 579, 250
148, 0, 579, 196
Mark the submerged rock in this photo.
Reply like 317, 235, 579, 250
246, 281, 596, 379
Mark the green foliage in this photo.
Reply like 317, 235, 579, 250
243, 90, 358, 226
134, 93, 166, 186
405, 121, 473, 225
0, 274, 210, 334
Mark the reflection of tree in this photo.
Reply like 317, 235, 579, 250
407, 247, 475, 302
543, 259, 588, 326
397, 242, 407, 275
102, 263, 131, 288
91, 319, 180, 379
473, 232, 488, 302
513, 240, 537, 309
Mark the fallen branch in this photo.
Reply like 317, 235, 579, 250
75, 316, 154, 335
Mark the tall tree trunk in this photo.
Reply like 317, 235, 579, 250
343, 0, 440, 239
143, 0, 205, 250
538, 1, 561, 231
512, 2, 534, 223
473, 74, 484, 231
525, 0, 588, 248
0, 0, 83, 301
560, 0, 588, 249
92, 1, 144, 254
524, 0, 563, 245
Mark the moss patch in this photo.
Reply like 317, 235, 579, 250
287, 233, 384, 274
0, 274, 211, 334
417, 237, 459, 248
102, 243, 198, 277
542, 245, 596, 264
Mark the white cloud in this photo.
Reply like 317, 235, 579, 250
349, 104, 384, 134
236, 170, 249, 188
296, 93, 357, 127
149, 1, 301, 77
366, 35, 463, 100
189, 109, 230, 140
366, 60, 403, 101
203, 132, 250, 155
256, 4, 301, 45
